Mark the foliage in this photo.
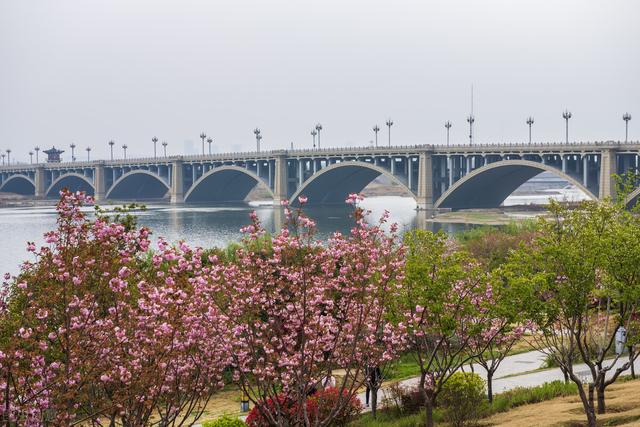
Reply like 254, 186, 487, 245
203, 415, 246, 427
502, 199, 640, 426
487, 380, 577, 415
210, 194, 406, 427
0, 191, 229, 426
438, 372, 487, 427
398, 229, 501, 427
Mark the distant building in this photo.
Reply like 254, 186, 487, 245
43, 147, 64, 163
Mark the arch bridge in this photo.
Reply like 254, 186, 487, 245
0, 141, 638, 209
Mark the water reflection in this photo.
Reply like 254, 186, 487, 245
0, 197, 477, 275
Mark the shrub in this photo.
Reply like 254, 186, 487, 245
438, 372, 487, 427
488, 380, 577, 415
246, 388, 362, 427
203, 415, 246, 427
309, 387, 363, 426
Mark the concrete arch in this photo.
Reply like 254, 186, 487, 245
290, 161, 414, 205
435, 159, 597, 209
106, 170, 170, 200
184, 165, 273, 203
46, 173, 95, 197
0, 175, 35, 195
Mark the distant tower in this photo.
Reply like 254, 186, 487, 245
444, 121, 452, 146
43, 147, 64, 163
623, 113, 632, 142
526, 117, 534, 144
562, 110, 572, 143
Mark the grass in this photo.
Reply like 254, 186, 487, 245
351, 380, 578, 426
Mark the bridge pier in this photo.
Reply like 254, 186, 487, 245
273, 154, 288, 205
93, 164, 106, 201
416, 153, 434, 210
170, 159, 184, 203
34, 167, 46, 199
599, 149, 617, 200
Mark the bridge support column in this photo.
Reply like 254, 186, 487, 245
170, 159, 184, 203
562, 155, 567, 174
93, 165, 106, 201
35, 167, 46, 199
273, 154, 288, 205
599, 149, 617, 200
583, 155, 589, 189
447, 156, 453, 189
408, 157, 414, 191
416, 153, 434, 210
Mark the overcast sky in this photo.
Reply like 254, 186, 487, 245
1, 0, 639, 161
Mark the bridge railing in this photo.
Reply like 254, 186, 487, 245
1, 140, 639, 171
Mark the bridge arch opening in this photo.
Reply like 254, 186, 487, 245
435, 160, 596, 210
290, 162, 414, 205
47, 174, 94, 197
0, 175, 35, 195
184, 166, 273, 203
106, 171, 169, 200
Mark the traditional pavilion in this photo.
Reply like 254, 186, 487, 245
43, 147, 64, 163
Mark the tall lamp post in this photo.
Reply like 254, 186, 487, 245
86, 147, 91, 161
385, 119, 393, 147
467, 115, 475, 146
70, 143, 76, 161
152, 137, 158, 158
6, 149, 11, 165
253, 128, 261, 152
29, 151, 34, 164
207, 137, 212, 155
562, 110, 572, 143
311, 129, 317, 148
526, 117, 534, 144
315, 123, 323, 148
623, 113, 632, 143
122, 144, 128, 159
445, 121, 452, 146
35, 146, 40, 163
162, 141, 168, 157
108, 140, 115, 160
373, 125, 380, 147
200, 132, 206, 155
1, 154, 5, 166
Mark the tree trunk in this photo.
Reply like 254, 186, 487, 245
424, 398, 434, 427
597, 382, 606, 414
561, 366, 569, 383
371, 387, 378, 419
629, 347, 636, 379
487, 370, 494, 403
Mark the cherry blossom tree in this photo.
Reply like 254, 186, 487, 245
209, 195, 406, 427
0, 190, 229, 426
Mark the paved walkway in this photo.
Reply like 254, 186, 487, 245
358, 350, 640, 409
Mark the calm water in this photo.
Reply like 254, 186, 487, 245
0, 196, 479, 275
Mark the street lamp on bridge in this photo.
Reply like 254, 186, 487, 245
207, 137, 213, 155
445, 121, 452, 146
6, 149, 11, 165
35, 146, 40, 163
562, 110, 572, 143
1, 154, 5, 166
29, 151, 34, 164
385, 119, 393, 147
70, 143, 76, 162
162, 141, 168, 157
200, 132, 207, 155
373, 125, 380, 147
122, 144, 128, 159
526, 117, 534, 144
108, 140, 115, 161
315, 123, 323, 148
623, 113, 632, 143
86, 147, 91, 161
467, 115, 475, 146
253, 128, 261, 152
311, 129, 317, 148
152, 136, 158, 158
